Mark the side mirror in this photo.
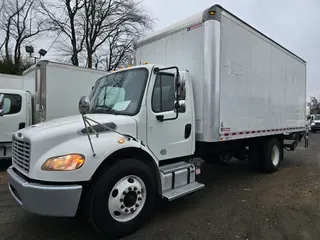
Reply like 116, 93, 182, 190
307, 115, 311, 120
177, 72, 187, 113
0, 94, 4, 117
79, 96, 90, 115
153, 66, 181, 122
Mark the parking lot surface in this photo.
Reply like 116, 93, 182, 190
0, 134, 319, 240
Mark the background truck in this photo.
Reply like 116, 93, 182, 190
0, 60, 107, 160
5, 4, 307, 238
306, 106, 311, 132
0, 73, 23, 90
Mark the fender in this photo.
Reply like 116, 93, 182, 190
91, 139, 162, 195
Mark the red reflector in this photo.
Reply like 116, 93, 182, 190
252, 131, 256, 133
239, 132, 243, 135
232, 133, 236, 135
224, 133, 229, 136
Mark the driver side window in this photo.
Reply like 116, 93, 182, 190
1, 94, 22, 115
152, 73, 175, 113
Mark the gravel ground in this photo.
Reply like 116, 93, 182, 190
0, 134, 319, 240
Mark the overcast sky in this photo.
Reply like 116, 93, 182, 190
40, 0, 319, 99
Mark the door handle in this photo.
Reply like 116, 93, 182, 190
185, 124, 192, 139
19, 122, 26, 130
156, 115, 164, 122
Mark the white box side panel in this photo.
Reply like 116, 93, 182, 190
135, 24, 205, 136
22, 69, 36, 93
45, 66, 106, 121
0, 74, 23, 90
219, 12, 306, 138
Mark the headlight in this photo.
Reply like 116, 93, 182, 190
41, 154, 85, 171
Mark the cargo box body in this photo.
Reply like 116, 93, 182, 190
0, 73, 23, 90
134, 5, 306, 143
22, 60, 107, 124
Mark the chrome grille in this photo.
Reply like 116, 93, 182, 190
12, 137, 30, 173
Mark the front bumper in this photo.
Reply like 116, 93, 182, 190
7, 166, 82, 217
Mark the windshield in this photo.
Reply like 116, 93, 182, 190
89, 68, 149, 116
314, 115, 320, 120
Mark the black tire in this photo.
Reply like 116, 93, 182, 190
85, 158, 157, 238
261, 137, 283, 173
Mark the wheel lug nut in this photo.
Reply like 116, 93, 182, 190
123, 191, 126, 195
135, 204, 139, 207
120, 198, 124, 202
125, 209, 128, 213
121, 205, 124, 209
130, 208, 134, 212
128, 187, 132, 191
134, 187, 137, 191
137, 191, 141, 194
138, 197, 142, 201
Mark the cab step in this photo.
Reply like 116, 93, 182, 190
159, 159, 204, 201
163, 182, 204, 201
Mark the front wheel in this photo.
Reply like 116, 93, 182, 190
85, 159, 157, 238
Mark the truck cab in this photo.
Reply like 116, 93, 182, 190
6, 64, 200, 237
0, 89, 32, 160
311, 114, 320, 133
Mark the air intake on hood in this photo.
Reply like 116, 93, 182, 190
80, 122, 117, 134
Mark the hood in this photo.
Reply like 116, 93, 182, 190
11, 113, 139, 178
18, 114, 136, 139
14, 114, 137, 160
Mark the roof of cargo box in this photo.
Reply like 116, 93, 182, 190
22, 60, 109, 76
135, 4, 305, 63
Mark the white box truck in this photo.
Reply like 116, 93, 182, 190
5, 5, 307, 238
0, 73, 23, 90
0, 60, 107, 160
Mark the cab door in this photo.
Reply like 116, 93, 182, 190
0, 91, 27, 157
146, 68, 194, 161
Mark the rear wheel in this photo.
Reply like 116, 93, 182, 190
261, 137, 283, 173
85, 159, 157, 238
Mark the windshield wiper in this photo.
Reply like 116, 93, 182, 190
95, 105, 118, 115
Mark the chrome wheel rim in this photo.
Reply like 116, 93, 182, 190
108, 175, 147, 222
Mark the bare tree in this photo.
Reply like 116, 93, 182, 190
40, 0, 85, 66
0, 0, 49, 69
82, 0, 153, 68
40, 0, 153, 68
310, 96, 320, 114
